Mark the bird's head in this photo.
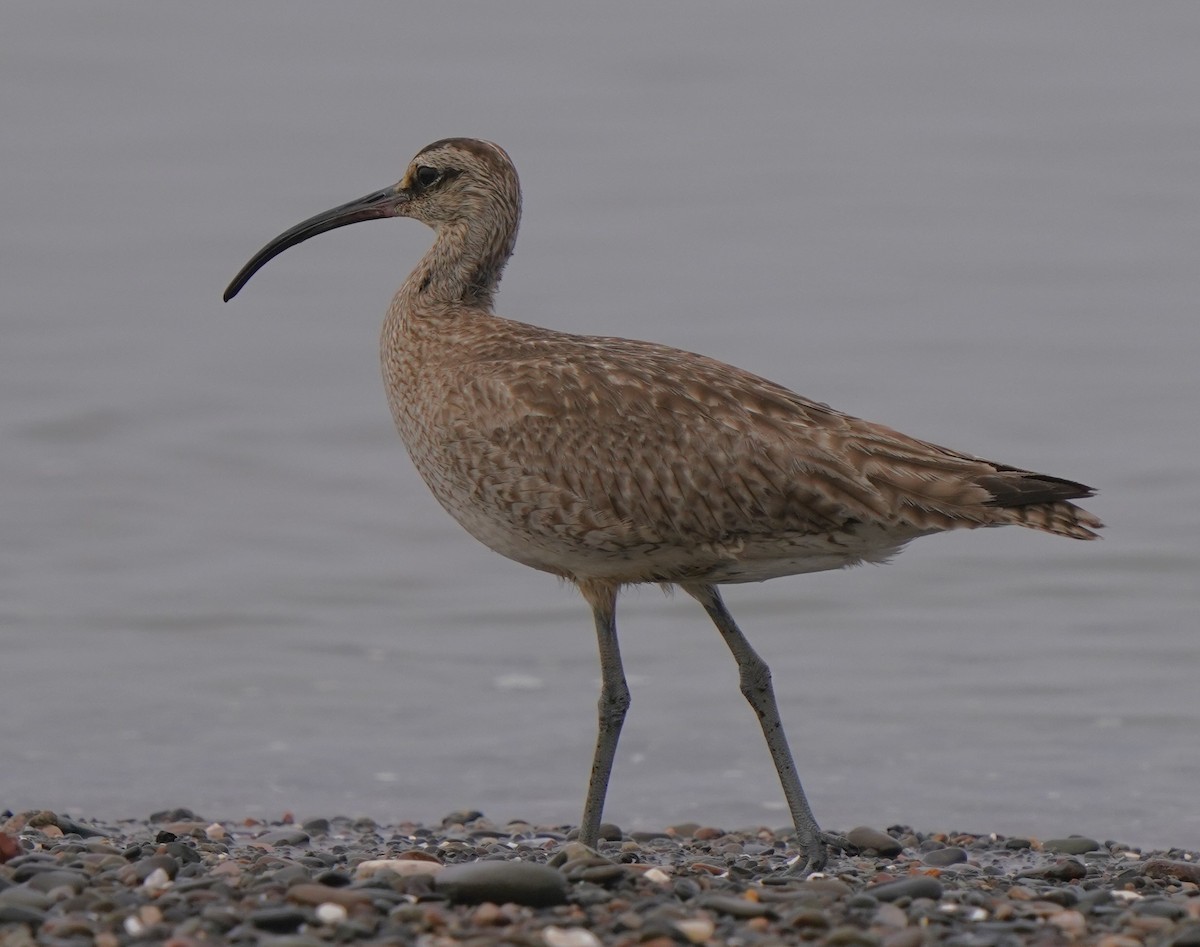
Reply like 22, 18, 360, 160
223, 138, 519, 302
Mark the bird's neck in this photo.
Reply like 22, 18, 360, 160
399, 210, 519, 313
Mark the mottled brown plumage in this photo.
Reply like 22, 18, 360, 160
225, 138, 1102, 874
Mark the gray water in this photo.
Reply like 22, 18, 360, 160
2, 4, 1198, 851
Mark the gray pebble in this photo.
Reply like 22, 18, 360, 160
254, 939, 326, 947
846, 826, 903, 857
673, 878, 702, 900
249, 906, 309, 933
923, 847, 968, 867
0, 904, 47, 925
441, 809, 483, 826
1043, 837, 1102, 855
55, 816, 106, 837
133, 854, 180, 881
266, 864, 313, 886
8, 857, 58, 880
630, 830, 673, 842
200, 904, 242, 931
165, 840, 203, 865
1167, 925, 1200, 947
1134, 899, 1186, 919
1038, 858, 1088, 882
867, 876, 944, 902
23, 869, 88, 893
434, 860, 569, 907
1040, 887, 1078, 907
0, 885, 52, 911
257, 829, 311, 847
576, 863, 627, 884
149, 807, 200, 822
698, 894, 774, 918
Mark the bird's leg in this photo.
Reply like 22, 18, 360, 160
576, 580, 629, 849
684, 583, 842, 875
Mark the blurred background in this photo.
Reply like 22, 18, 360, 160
2, 3, 1197, 849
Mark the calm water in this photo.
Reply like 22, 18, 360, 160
2, 4, 1198, 850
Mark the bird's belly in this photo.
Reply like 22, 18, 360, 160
389, 393, 924, 586
426, 484, 918, 586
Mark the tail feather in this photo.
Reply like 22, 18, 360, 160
976, 469, 1103, 540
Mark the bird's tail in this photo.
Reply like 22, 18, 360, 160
976, 470, 1103, 540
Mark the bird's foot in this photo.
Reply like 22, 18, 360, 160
787, 831, 855, 877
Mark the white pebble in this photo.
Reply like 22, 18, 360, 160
939, 903, 986, 921
123, 916, 145, 936
642, 867, 671, 884
542, 926, 601, 947
673, 917, 716, 943
355, 857, 443, 878
141, 867, 171, 891
205, 822, 226, 840
315, 902, 348, 925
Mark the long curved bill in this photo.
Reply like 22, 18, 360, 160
223, 185, 408, 302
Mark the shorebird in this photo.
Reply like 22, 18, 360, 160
224, 138, 1102, 873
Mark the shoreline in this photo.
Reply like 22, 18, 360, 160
3, 809, 1198, 945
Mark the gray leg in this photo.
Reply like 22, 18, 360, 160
685, 583, 839, 874
577, 581, 629, 848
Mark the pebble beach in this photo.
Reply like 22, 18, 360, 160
2, 809, 1198, 946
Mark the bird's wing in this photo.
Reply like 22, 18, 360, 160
432, 326, 1069, 549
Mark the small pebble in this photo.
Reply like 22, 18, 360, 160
674, 917, 716, 942
1049, 909, 1088, 936
873, 902, 908, 928
1145, 859, 1200, 884
249, 906, 308, 933
1044, 837, 1102, 855
542, 925, 603, 947
256, 829, 311, 847
470, 901, 508, 925
0, 904, 48, 925
0, 886, 52, 911
923, 846, 967, 866
287, 882, 372, 907
314, 901, 348, 924
699, 894, 772, 918
1041, 858, 1088, 882
434, 860, 569, 907
881, 929, 923, 947
356, 857, 443, 878
141, 866, 172, 891
867, 876, 944, 902
847, 826, 903, 857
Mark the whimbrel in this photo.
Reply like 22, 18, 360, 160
224, 138, 1102, 873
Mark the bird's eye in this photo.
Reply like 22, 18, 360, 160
414, 166, 442, 190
